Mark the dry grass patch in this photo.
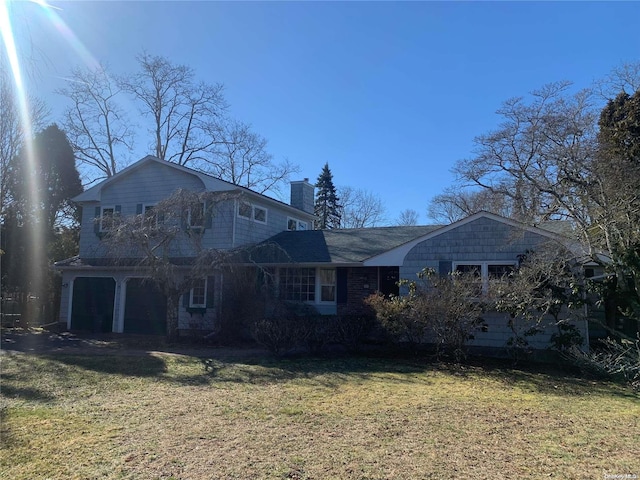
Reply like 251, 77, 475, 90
1, 352, 638, 479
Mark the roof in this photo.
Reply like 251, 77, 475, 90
254, 225, 443, 265
254, 211, 573, 267
72, 155, 315, 220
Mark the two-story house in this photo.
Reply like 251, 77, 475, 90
56, 155, 591, 350
55, 155, 316, 335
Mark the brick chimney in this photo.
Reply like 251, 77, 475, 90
290, 178, 315, 214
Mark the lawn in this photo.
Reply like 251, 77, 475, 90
1, 349, 638, 480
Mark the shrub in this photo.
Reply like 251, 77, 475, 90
252, 301, 300, 355
572, 336, 640, 390
334, 314, 377, 352
365, 268, 485, 360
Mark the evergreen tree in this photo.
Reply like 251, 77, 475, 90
3, 125, 83, 322
314, 163, 341, 229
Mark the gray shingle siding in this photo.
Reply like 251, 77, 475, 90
401, 217, 556, 281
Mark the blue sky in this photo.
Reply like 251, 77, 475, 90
7, 1, 640, 224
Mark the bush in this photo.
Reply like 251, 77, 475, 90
334, 314, 377, 352
252, 301, 301, 355
572, 336, 640, 390
365, 268, 485, 360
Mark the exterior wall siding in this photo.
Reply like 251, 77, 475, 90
78, 163, 207, 258
401, 217, 557, 282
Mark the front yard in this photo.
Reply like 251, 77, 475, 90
1, 349, 638, 479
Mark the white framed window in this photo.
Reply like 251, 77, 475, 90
238, 201, 268, 224
188, 203, 205, 228
319, 268, 336, 302
100, 206, 116, 232
190, 278, 207, 307
287, 218, 308, 231
279, 268, 316, 302
278, 267, 337, 304
453, 261, 517, 294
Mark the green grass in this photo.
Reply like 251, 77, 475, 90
1, 351, 638, 479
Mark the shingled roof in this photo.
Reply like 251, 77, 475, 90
256, 225, 443, 265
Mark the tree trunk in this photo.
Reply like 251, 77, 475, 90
166, 294, 180, 342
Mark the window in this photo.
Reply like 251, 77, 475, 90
190, 278, 207, 307
279, 268, 316, 302
188, 203, 205, 228
488, 264, 515, 280
319, 269, 336, 302
453, 262, 517, 295
238, 202, 252, 219
141, 204, 163, 227
454, 264, 483, 296
100, 206, 116, 231
238, 202, 268, 224
287, 218, 308, 231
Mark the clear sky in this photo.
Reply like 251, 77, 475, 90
6, 1, 640, 224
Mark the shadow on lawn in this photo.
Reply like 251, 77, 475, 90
195, 351, 638, 399
197, 353, 438, 389
431, 356, 639, 400
0, 376, 56, 402
51, 353, 168, 377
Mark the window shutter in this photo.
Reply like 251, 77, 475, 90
206, 275, 216, 308
438, 261, 452, 277
115, 205, 122, 215
337, 268, 348, 305
136, 203, 143, 215
182, 291, 190, 308
94, 206, 101, 234
204, 201, 213, 229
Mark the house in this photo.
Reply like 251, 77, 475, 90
55, 155, 316, 335
55, 155, 589, 350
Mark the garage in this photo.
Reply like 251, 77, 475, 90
123, 278, 167, 335
71, 277, 115, 333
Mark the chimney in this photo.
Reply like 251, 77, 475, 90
290, 178, 315, 214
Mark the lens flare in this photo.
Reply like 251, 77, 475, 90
1, 0, 44, 325
33, 0, 100, 71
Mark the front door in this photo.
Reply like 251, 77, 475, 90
379, 267, 399, 297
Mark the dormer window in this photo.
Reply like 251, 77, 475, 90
238, 201, 267, 224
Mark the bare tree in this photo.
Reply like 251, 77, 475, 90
427, 187, 514, 223
57, 65, 134, 184
119, 53, 227, 167
102, 188, 241, 340
453, 81, 599, 225
448, 62, 640, 339
395, 208, 420, 226
208, 120, 299, 196
338, 186, 386, 228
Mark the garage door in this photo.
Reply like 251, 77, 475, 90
124, 278, 167, 335
71, 277, 115, 333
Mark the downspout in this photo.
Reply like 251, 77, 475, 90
232, 198, 237, 248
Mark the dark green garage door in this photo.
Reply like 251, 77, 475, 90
71, 277, 115, 333
124, 279, 167, 335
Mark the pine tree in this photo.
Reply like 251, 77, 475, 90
314, 163, 341, 229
